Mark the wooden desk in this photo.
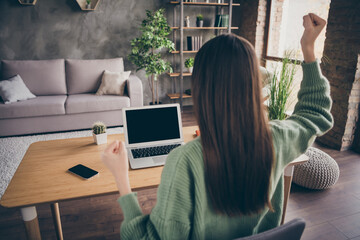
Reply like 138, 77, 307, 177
0, 126, 307, 239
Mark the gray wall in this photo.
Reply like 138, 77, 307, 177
0, 0, 227, 105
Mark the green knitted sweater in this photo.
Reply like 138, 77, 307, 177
118, 61, 333, 239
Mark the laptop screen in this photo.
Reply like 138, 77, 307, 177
125, 106, 181, 144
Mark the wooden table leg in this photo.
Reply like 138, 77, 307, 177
20, 206, 41, 240
281, 165, 294, 225
50, 202, 64, 240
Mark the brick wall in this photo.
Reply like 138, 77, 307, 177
233, 0, 268, 65
267, 0, 284, 57
347, 55, 360, 152
255, 0, 267, 61
317, 0, 360, 150
235, 0, 259, 46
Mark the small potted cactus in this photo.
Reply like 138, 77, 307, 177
185, 57, 194, 73
92, 121, 107, 145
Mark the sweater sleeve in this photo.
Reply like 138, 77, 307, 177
270, 60, 334, 171
117, 147, 193, 240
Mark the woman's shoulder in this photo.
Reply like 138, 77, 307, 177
165, 137, 203, 170
157, 137, 204, 193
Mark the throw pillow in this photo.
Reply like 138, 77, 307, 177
96, 70, 131, 96
0, 75, 36, 104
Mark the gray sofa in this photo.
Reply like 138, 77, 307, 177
0, 58, 143, 137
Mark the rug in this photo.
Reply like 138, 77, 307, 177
0, 127, 123, 199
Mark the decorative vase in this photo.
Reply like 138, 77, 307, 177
196, 20, 204, 28
185, 16, 190, 27
188, 67, 193, 73
93, 133, 107, 145
86, 3, 91, 9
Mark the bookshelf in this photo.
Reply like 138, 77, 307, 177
171, 27, 238, 30
167, 0, 240, 108
171, 50, 198, 54
170, 1, 240, 6
18, 0, 37, 5
75, 0, 101, 11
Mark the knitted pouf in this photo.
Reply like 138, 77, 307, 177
293, 147, 340, 190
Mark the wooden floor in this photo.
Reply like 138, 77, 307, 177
1, 106, 360, 240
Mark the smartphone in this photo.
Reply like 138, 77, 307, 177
68, 164, 99, 180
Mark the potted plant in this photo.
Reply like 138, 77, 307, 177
86, 0, 91, 9
196, 14, 204, 27
268, 51, 298, 120
129, 9, 175, 105
92, 121, 107, 145
185, 57, 194, 73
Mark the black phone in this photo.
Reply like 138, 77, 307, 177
68, 164, 99, 180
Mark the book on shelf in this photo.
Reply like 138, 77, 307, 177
215, 14, 229, 27
187, 36, 203, 51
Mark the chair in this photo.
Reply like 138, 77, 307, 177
234, 218, 306, 240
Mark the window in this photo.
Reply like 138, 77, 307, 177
264, 0, 331, 111
266, 0, 330, 60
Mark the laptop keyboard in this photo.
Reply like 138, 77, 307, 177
131, 144, 181, 159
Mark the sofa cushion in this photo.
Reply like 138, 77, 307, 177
65, 94, 130, 114
1, 59, 66, 96
96, 70, 131, 96
0, 74, 36, 104
0, 95, 66, 119
66, 58, 124, 94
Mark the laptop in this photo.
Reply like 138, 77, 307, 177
123, 104, 184, 169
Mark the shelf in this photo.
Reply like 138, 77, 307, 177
170, 1, 240, 6
169, 0, 238, 107
167, 93, 192, 100
75, 0, 101, 11
172, 50, 198, 54
18, 0, 37, 5
167, 72, 192, 77
171, 26, 239, 30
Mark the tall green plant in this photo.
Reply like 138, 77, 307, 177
129, 9, 175, 104
268, 51, 298, 120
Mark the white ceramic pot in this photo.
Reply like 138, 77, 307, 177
93, 133, 107, 145
188, 67, 193, 73
196, 20, 204, 28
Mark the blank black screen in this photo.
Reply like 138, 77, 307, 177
68, 164, 98, 179
126, 107, 180, 144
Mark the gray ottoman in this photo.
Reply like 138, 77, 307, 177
293, 147, 340, 190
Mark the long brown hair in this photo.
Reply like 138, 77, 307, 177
192, 34, 274, 216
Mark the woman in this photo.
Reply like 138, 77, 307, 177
102, 13, 333, 239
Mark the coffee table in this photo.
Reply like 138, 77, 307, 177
0, 126, 307, 239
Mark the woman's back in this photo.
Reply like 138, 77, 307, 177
147, 138, 274, 239
102, 13, 333, 240
191, 34, 275, 217
128, 60, 332, 237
